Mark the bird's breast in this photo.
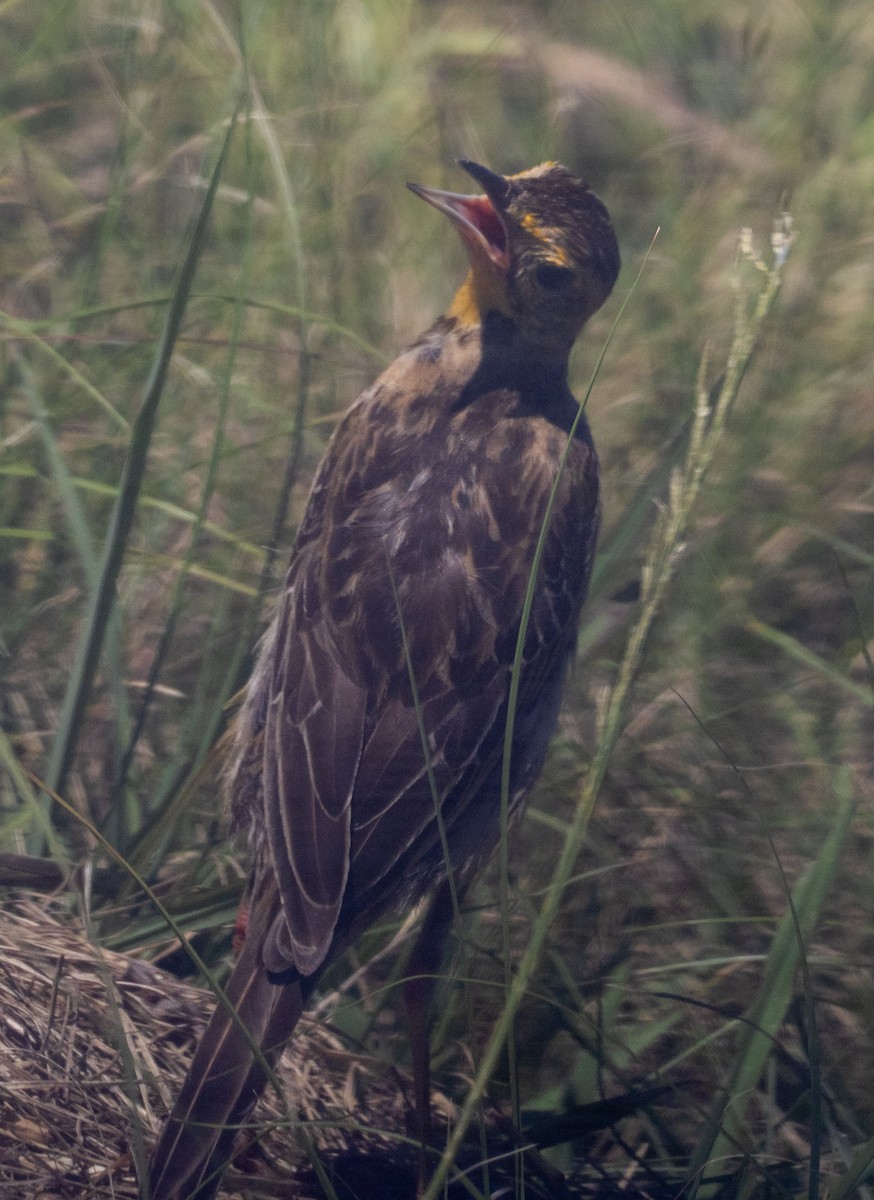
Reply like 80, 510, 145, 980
305, 343, 597, 700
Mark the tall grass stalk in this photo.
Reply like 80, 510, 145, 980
16, 355, 132, 826
35, 106, 241, 849
420, 219, 793, 1200
112, 109, 257, 833
205, 1, 315, 584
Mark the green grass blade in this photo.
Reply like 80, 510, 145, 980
0, 310, 130, 430
112, 98, 257, 828
37, 105, 241, 838
688, 769, 855, 1194
16, 353, 132, 834
0, 726, 70, 870
827, 1135, 874, 1200
421, 222, 791, 1200
745, 616, 872, 705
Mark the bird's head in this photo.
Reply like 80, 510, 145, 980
408, 159, 620, 360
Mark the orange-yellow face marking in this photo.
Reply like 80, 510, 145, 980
448, 267, 512, 327
520, 212, 571, 266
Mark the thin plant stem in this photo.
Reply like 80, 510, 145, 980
421, 219, 793, 1200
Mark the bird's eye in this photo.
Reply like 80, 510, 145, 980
534, 262, 574, 291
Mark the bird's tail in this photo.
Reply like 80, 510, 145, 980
147, 933, 304, 1200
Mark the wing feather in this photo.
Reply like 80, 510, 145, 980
261, 579, 367, 977
249, 375, 599, 980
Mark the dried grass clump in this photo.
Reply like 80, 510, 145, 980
0, 896, 422, 1199
0, 896, 699, 1200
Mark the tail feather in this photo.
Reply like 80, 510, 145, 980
148, 936, 305, 1200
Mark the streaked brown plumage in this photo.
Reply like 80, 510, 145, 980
148, 159, 619, 1200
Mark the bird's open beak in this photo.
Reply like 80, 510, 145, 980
407, 160, 510, 273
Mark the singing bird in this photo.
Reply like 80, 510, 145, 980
148, 159, 620, 1199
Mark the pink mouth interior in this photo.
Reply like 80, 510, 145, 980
458, 195, 508, 261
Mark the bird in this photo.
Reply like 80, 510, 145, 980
147, 158, 620, 1200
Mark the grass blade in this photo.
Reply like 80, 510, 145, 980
689, 770, 855, 1194
421, 220, 792, 1200
36, 104, 241, 842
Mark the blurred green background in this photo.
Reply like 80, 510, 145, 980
1, 1, 872, 1194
